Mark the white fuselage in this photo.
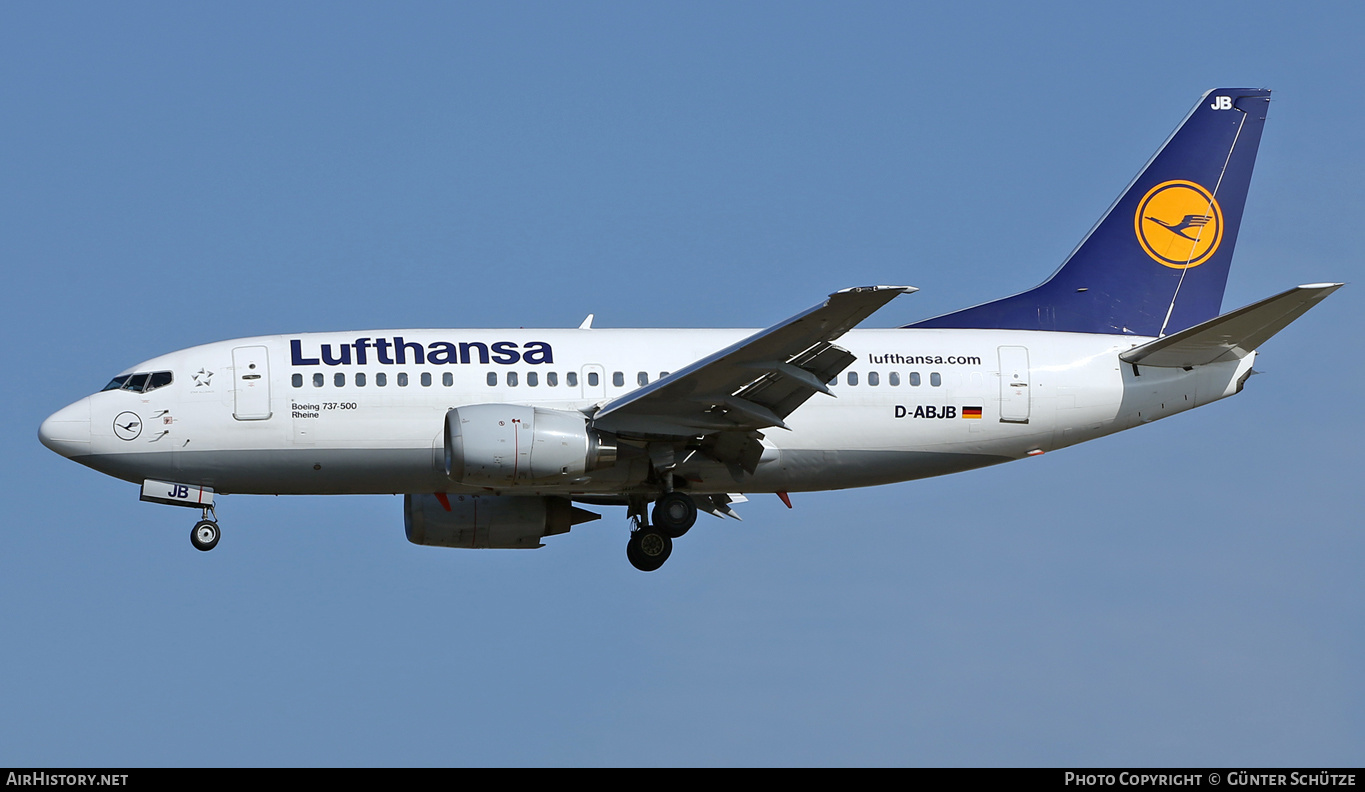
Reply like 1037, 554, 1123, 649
41, 326, 1255, 499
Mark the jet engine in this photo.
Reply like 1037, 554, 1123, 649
404, 493, 601, 549
444, 404, 617, 487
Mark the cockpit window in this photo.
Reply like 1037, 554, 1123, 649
102, 371, 173, 393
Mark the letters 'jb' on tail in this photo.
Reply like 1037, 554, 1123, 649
910, 88, 1272, 337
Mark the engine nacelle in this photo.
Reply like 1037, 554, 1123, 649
404, 493, 601, 549
445, 404, 617, 487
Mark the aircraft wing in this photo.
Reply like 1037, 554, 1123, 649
589, 286, 915, 446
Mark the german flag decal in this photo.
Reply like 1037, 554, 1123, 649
963, 406, 983, 419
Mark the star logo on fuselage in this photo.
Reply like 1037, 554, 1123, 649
192, 369, 213, 387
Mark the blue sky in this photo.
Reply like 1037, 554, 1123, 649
3, 1, 1362, 766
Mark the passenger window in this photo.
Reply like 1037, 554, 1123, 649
637, 372, 648, 386
376, 372, 387, 387
586, 372, 597, 387
443, 372, 453, 387
909, 372, 921, 387
421, 372, 432, 387
527, 372, 538, 387
889, 372, 900, 386
868, 372, 879, 386
659, 372, 669, 380
313, 373, 324, 388
334, 373, 345, 387
930, 372, 942, 387
487, 372, 497, 387
612, 372, 624, 387
355, 373, 366, 387
397, 373, 409, 387
547, 372, 558, 387
292, 373, 303, 388
847, 372, 858, 386
507, 372, 519, 387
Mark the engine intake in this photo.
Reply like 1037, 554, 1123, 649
445, 404, 616, 487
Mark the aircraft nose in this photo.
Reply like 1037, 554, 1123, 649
39, 397, 92, 458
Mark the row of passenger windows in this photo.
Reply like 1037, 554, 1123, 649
487, 370, 671, 388
293, 372, 438, 388
291, 369, 944, 390
839, 371, 943, 387
290, 370, 674, 389
103, 367, 951, 394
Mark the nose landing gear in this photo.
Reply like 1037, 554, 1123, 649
138, 480, 222, 552
190, 506, 220, 552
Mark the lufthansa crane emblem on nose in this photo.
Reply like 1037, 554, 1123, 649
113, 411, 143, 441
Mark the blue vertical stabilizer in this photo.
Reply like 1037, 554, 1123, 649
909, 89, 1271, 336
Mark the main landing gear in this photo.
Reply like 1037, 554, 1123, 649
653, 491, 698, 538
626, 492, 698, 572
626, 526, 671, 572
190, 507, 220, 552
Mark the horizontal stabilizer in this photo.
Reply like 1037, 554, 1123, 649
1119, 283, 1342, 368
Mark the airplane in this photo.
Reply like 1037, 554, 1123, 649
38, 88, 1341, 571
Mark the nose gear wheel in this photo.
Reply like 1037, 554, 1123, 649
191, 519, 220, 552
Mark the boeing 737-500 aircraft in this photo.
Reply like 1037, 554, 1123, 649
39, 88, 1340, 571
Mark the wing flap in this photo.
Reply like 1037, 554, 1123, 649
591, 285, 914, 438
735, 343, 856, 420
696, 493, 746, 520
